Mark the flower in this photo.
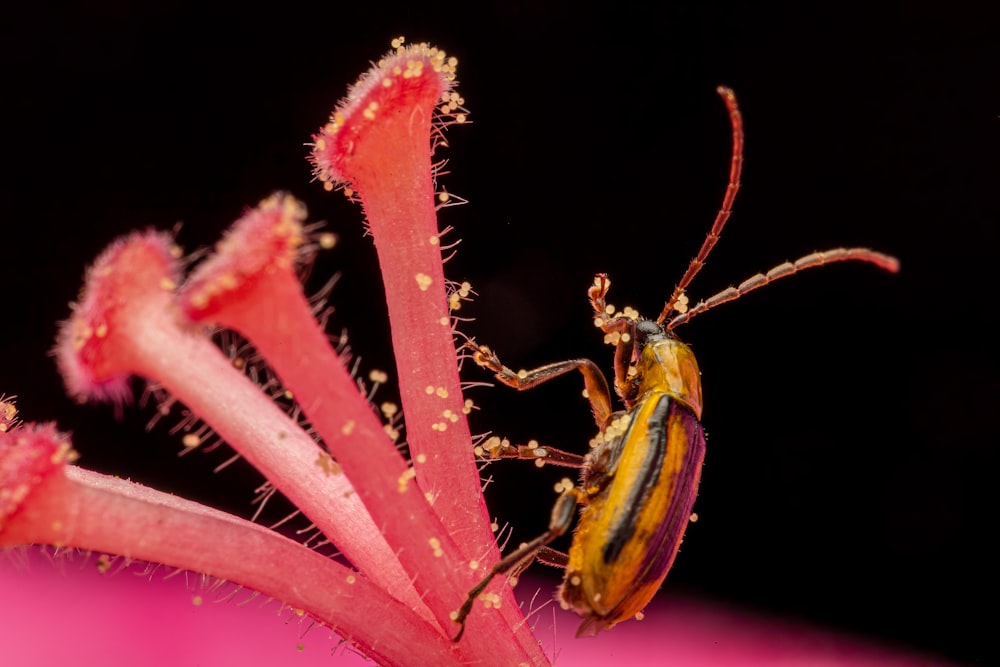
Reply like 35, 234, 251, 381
2, 40, 544, 666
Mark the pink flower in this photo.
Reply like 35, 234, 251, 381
2, 40, 540, 666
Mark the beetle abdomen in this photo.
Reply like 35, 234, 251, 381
561, 395, 706, 635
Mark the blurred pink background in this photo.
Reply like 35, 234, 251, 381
0, 551, 948, 666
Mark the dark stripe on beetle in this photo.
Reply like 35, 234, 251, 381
601, 394, 671, 564
636, 404, 705, 585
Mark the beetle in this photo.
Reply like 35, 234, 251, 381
451, 86, 899, 640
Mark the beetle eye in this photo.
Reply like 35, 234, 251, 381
635, 319, 662, 341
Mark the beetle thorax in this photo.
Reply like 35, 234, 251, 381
633, 332, 703, 419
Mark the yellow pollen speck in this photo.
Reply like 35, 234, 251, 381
438, 191, 450, 203
341, 420, 356, 435
318, 232, 337, 249
605, 305, 615, 315
429, 234, 439, 245
517, 369, 527, 379
569, 575, 581, 587
192, 595, 203, 606
690, 512, 699, 523
635, 611, 645, 621
469, 559, 480, 570
415, 273, 433, 291
382, 77, 393, 88
534, 459, 545, 468
94, 323, 108, 338
455, 113, 467, 124
346, 574, 356, 584
416, 453, 427, 464
439, 316, 450, 325
369, 369, 388, 384
428, 537, 444, 557
425, 385, 435, 395
397, 467, 416, 493
435, 386, 448, 398
424, 491, 435, 504
381, 402, 398, 417
96, 554, 112, 573
315, 452, 341, 476
182, 433, 201, 448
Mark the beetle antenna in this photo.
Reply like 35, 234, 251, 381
666, 247, 900, 329
658, 86, 744, 325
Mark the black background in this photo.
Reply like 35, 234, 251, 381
2, 2, 996, 664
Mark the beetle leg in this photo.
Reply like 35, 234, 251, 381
452, 486, 582, 642
476, 437, 586, 468
536, 546, 569, 568
500, 546, 570, 596
464, 342, 614, 428
505, 545, 568, 585
587, 274, 645, 400
611, 318, 637, 399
